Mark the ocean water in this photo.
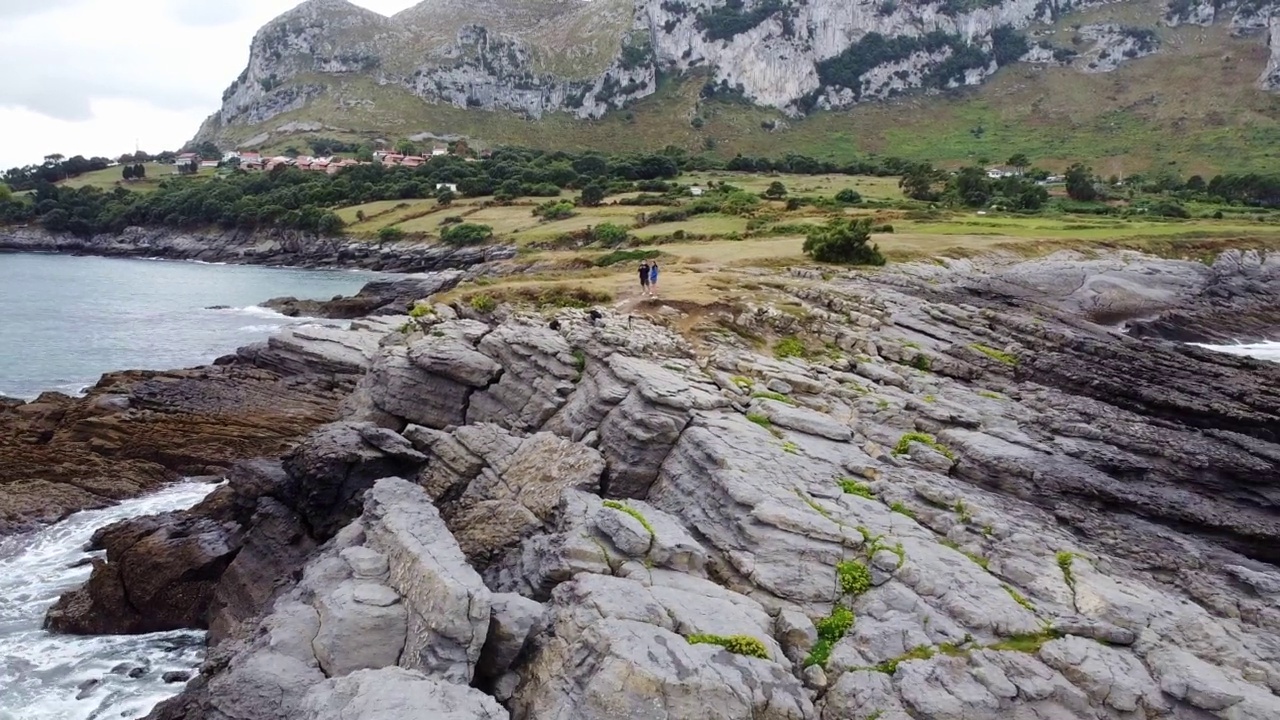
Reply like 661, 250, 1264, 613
0, 253, 379, 400
0, 481, 218, 720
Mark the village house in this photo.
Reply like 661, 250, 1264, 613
381, 153, 405, 167
430, 145, 449, 157
401, 156, 425, 168
986, 166, 1021, 179
435, 182, 458, 193
174, 152, 199, 170
200, 160, 219, 169
690, 186, 705, 196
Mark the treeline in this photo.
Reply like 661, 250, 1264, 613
0, 148, 683, 237
3, 155, 114, 191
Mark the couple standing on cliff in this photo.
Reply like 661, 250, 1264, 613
639, 261, 660, 297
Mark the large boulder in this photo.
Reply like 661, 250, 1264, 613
283, 422, 427, 539
362, 477, 492, 684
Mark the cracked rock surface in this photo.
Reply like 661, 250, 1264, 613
47, 250, 1280, 719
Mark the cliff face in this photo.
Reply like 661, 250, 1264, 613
195, 0, 1280, 144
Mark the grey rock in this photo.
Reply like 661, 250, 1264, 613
478, 592, 544, 681
362, 478, 491, 684
311, 581, 407, 677
299, 667, 507, 720
339, 546, 388, 579
776, 609, 818, 666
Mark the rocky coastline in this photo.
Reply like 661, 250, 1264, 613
22, 248, 1279, 720
0, 226, 516, 273
0, 270, 471, 534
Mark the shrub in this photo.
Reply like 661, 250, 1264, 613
806, 604, 854, 667
686, 634, 770, 659
533, 200, 577, 220
834, 188, 862, 204
746, 412, 772, 428
803, 218, 886, 266
469, 294, 497, 313
870, 224, 894, 233
441, 223, 494, 246
377, 226, 406, 243
774, 336, 808, 359
763, 181, 788, 199
593, 222, 631, 247
595, 249, 659, 267
837, 560, 872, 595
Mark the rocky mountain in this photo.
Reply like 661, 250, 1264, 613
194, 0, 1280, 151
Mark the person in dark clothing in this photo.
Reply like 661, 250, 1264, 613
638, 261, 651, 296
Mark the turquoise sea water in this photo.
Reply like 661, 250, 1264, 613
0, 253, 378, 399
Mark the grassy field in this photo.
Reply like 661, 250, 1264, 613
59, 163, 215, 192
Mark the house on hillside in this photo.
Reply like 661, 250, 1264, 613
690, 186, 705, 196
401, 156, 425, 168
431, 146, 448, 157
381, 153, 405, 166
175, 152, 199, 170
200, 160, 219, 169
436, 182, 458, 193
986, 166, 1021, 179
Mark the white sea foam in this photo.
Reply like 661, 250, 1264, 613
1193, 341, 1280, 362
0, 482, 219, 720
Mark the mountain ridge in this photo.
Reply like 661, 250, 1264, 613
194, 0, 1280, 172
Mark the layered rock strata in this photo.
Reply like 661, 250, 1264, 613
49, 250, 1280, 719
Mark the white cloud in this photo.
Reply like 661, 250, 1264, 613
0, 0, 419, 169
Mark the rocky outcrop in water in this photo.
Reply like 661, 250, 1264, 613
0, 226, 516, 273
51, 251, 1280, 719
0, 310, 410, 534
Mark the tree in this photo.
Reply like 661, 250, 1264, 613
1007, 153, 1030, 172
356, 145, 374, 162
580, 183, 606, 207
900, 166, 939, 202
134, 164, 146, 179
122, 165, 135, 181
0, 183, 10, 202
44, 153, 65, 165
1065, 163, 1098, 201
803, 218, 886, 266
377, 227, 406, 243
946, 166, 993, 207
436, 187, 456, 206
396, 139, 419, 156
763, 181, 788, 199
1185, 175, 1207, 193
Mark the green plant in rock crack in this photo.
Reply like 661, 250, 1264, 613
602, 500, 655, 538
837, 560, 872, 596
838, 477, 875, 499
805, 605, 854, 668
686, 633, 770, 659
892, 432, 955, 461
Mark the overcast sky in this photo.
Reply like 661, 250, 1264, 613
0, 0, 418, 170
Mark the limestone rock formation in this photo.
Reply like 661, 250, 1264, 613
192, 0, 1280, 146
39, 249, 1280, 720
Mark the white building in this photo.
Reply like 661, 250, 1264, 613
436, 183, 458, 193
690, 186, 705, 196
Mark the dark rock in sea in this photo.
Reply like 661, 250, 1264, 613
162, 671, 191, 684
261, 272, 465, 319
